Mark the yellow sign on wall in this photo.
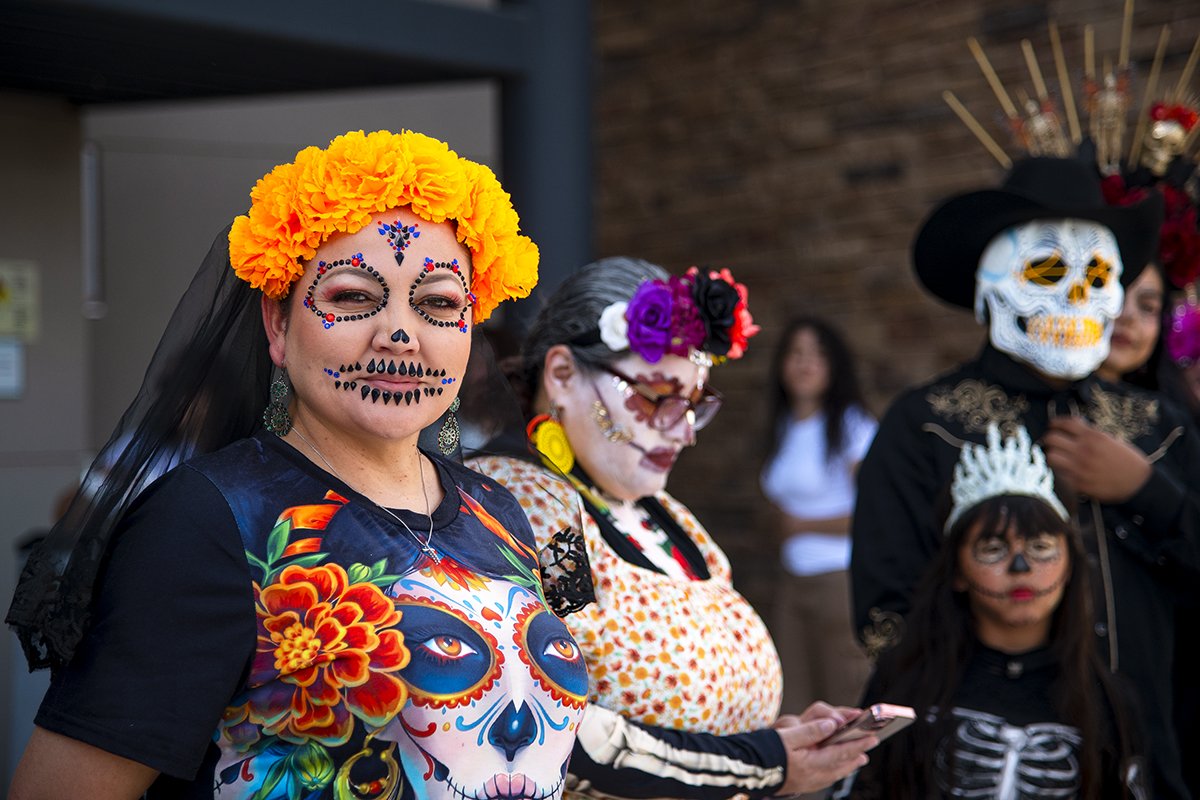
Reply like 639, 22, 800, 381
0, 259, 39, 342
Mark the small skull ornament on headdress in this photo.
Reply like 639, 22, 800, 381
976, 218, 1124, 380
1141, 110, 1193, 177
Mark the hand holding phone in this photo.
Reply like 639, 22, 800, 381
820, 703, 915, 747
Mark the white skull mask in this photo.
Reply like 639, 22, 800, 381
976, 219, 1124, 380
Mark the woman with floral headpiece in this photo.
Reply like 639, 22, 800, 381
8, 131, 588, 800
469, 257, 876, 798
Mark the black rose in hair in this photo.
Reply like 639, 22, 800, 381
691, 271, 739, 356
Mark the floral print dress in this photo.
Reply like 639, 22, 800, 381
470, 455, 782, 735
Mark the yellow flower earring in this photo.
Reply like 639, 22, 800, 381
527, 405, 575, 475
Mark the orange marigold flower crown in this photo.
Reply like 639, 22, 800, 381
228, 129, 538, 322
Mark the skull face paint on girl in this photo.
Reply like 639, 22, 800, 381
380, 570, 587, 800
956, 524, 1069, 649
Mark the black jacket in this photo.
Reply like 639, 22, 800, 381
851, 345, 1200, 800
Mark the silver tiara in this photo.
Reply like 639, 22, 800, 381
945, 423, 1069, 532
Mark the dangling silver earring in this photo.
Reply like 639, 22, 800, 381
438, 397, 461, 456
263, 371, 293, 435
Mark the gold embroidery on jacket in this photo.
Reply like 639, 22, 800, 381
927, 379, 1030, 436
1087, 387, 1158, 442
861, 608, 905, 661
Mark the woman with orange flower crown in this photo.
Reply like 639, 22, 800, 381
6, 131, 589, 800
469, 257, 877, 799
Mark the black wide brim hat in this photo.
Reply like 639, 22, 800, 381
913, 157, 1165, 309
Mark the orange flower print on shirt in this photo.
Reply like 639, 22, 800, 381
249, 563, 410, 747
420, 556, 491, 593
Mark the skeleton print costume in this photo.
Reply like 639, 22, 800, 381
833, 645, 1146, 799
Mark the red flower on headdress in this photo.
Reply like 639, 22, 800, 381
1102, 176, 1200, 290
1160, 185, 1200, 288
1151, 102, 1200, 131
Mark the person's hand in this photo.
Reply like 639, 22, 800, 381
1041, 416, 1151, 503
772, 702, 875, 795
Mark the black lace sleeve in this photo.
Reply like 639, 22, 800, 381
538, 527, 595, 617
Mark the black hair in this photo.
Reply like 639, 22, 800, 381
512, 257, 668, 420
1118, 261, 1172, 392
764, 316, 865, 464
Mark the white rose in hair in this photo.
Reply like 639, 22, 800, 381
598, 301, 630, 352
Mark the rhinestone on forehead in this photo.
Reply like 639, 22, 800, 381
302, 253, 391, 329
377, 219, 421, 267
410, 257, 476, 333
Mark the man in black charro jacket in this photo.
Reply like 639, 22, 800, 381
851, 157, 1199, 799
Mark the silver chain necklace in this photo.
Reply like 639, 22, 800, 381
288, 426, 441, 563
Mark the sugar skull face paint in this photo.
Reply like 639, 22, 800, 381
265, 208, 473, 444
976, 219, 1124, 379
380, 567, 586, 799
956, 522, 1069, 651
601, 365, 722, 432
411, 258, 476, 333
554, 353, 707, 501
378, 219, 421, 267
324, 360, 456, 406
303, 253, 390, 329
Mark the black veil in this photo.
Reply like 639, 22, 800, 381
7, 227, 272, 670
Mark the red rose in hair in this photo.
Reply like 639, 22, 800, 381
1160, 185, 1200, 288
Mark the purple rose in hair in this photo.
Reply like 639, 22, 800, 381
624, 280, 674, 362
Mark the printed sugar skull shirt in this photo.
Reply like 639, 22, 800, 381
36, 433, 587, 800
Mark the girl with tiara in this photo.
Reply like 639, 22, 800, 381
837, 425, 1145, 799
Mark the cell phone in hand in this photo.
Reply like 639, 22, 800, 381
820, 703, 915, 747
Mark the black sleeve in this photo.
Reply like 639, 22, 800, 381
849, 392, 944, 652
35, 464, 256, 780
567, 703, 787, 800
1116, 402, 1200, 577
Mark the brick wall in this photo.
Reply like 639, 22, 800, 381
592, 0, 1200, 607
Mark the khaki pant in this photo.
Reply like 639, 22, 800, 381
771, 569, 872, 714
